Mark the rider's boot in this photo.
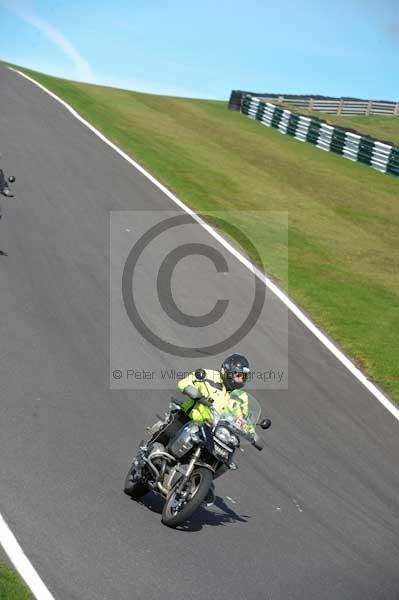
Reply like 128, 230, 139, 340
205, 482, 216, 507
146, 419, 165, 438
0, 187, 13, 197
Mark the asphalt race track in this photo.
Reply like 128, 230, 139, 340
1, 66, 398, 600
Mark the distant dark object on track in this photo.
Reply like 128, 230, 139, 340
0, 166, 15, 255
0, 170, 15, 197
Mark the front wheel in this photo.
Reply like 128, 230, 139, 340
161, 467, 213, 528
123, 461, 148, 499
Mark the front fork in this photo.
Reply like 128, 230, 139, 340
176, 447, 202, 496
187, 446, 202, 474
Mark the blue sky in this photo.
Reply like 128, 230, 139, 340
1, 0, 398, 100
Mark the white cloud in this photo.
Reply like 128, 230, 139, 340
1, 0, 93, 80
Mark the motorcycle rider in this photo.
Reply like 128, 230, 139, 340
178, 353, 251, 422
148, 353, 251, 440
145, 353, 252, 505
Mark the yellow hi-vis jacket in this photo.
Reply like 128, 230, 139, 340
177, 369, 249, 424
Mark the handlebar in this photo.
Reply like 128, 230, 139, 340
197, 396, 213, 408
170, 394, 213, 410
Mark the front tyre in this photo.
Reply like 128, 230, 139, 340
161, 467, 213, 528
123, 462, 148, 499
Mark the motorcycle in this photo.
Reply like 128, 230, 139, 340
123, 382, 271, 528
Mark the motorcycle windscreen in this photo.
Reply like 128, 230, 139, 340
219, 390, 261, 443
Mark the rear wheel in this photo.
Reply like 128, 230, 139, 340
123, 462, 148, 499
161, 467, 213, 528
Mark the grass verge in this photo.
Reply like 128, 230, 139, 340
0, 563, 31, 599
3, 62, 399, 404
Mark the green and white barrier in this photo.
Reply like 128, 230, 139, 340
241, 96, 399, 177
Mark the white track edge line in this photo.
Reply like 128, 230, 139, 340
9, 67, 399, 425
0, 513, 55, 599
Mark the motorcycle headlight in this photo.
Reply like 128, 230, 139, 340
215, 426, 231, 444
215, 427, 239, 447
229, 433, 240, 447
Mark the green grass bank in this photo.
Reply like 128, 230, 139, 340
4, 63, 399, 404
0, 562, 31, 599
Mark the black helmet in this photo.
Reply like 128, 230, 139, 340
220, 353, 250, 391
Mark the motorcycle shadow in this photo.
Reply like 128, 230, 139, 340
135, 492, 251, 532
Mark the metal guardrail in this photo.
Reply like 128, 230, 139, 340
240, 96, 399, 177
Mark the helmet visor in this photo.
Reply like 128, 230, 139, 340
232, 370, 248, 382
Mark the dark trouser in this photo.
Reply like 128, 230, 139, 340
149, 411, 191, 447
0, 170, 8, 191
0, 171, 4, 217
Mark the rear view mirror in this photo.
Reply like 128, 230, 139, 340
259, 418, 271, 430
194, 368, 206, 381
